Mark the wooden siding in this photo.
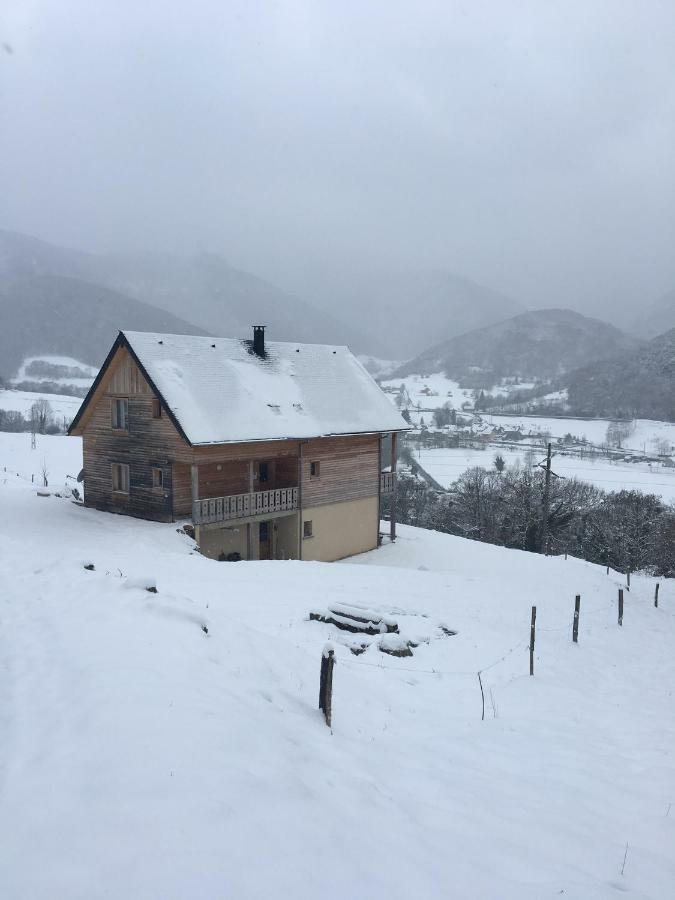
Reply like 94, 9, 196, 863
301, 434, 380, 508
172, 463, 192, 519
198, 460, 249, 499
81, 347, 192, 522
107, 350, 153, 395
192, 440, 301, 465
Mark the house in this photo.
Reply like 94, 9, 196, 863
68, 328, 408, 562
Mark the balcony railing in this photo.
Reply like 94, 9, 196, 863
380, 472, 396, 495
193, 486, 298, 525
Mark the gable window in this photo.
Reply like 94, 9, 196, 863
303, 520, 313, 539
112, 463, 130, 494
152, 397, 162, 419
151, 467, 163, 489
310, 460, 320, 478
112, 397, 129, 430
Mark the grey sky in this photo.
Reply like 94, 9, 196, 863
2, 0, 674, 319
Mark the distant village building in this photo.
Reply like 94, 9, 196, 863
69, 328, 407, 562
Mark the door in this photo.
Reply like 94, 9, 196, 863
259, 521, 271, 560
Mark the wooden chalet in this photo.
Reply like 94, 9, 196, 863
69, 327, 408, 562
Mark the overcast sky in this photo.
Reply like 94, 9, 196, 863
2, 1, 674, 318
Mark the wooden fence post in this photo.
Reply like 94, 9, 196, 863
319, 645, 335, 728
529, 606, 537, 676
618, 589, 624, 627
655, 583, 660, 608
573, 594, 580, 643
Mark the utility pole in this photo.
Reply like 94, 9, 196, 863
541, 442, 552, 556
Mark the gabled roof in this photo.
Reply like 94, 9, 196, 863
70, 331, 408, 446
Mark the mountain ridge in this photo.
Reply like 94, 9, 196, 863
392, 308, 642, 387
0, 274, 208, 379
566, 327, 675, 422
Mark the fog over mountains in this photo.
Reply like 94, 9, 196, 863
0, 229, 528, 367
2, 227, 675, 422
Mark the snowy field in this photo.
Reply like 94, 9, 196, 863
485, 414, 675, 455
0, 434, 674, 898
0, 432, 83, 488
12, 355, 97, 390
415, 446, 675, 502
381, 372, 538, 404
0, 388, 84, 423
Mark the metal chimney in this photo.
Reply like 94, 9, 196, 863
252, 325, 266, 358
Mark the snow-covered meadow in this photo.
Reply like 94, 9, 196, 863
414, 445, 675, 503
0, 435, 674, 898
0, 388, 84, 423
485, 414, 675, 455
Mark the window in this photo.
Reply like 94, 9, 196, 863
112, 463, 130, 494
303, 520, 313, 539
152, 397, 162, 419
258, 462, 269, 483
112, 397, 129, 430
310, 460, 320, 478
152, 467, 163, 488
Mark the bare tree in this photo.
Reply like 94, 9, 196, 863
31, 399, 53, 435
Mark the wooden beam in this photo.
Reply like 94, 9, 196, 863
298, 443, 304, 560
191, 464, 200, 544
390, 432, 398, 543
377, 433, 383, 546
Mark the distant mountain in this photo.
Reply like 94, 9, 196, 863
634, 288, 675, 339
566, 328, 675, 422
0, 274, 207, 379
392, 309, 642, 387
293, 267, 527, 358
0, 229, 361, 353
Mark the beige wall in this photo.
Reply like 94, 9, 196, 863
275, 514, 299, 560
199, 524, 249, 561
199, 516, 302, 561
198, 499, 376, 563
300, 496, 379, 562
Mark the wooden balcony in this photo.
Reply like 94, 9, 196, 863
193, 487, 299, 525
380, 472, 396, 495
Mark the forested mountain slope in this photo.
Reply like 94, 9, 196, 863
566, 327, 675, 421
393, 308, 641, 387
0, 275, 207, 377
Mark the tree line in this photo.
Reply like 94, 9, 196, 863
0, 399, 66, 435
387, 463, 674, 578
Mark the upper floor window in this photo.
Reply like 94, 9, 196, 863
310, 460, 320, 478
152, 397, 162, 419
258, 462, 269, 483
112, 397, 129, 430
152, 467, 164, 489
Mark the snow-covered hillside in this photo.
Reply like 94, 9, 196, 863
12, 355, 97, 390
1, 436, 674, 899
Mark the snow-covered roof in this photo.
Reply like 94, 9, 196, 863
122, 331, 407, 445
